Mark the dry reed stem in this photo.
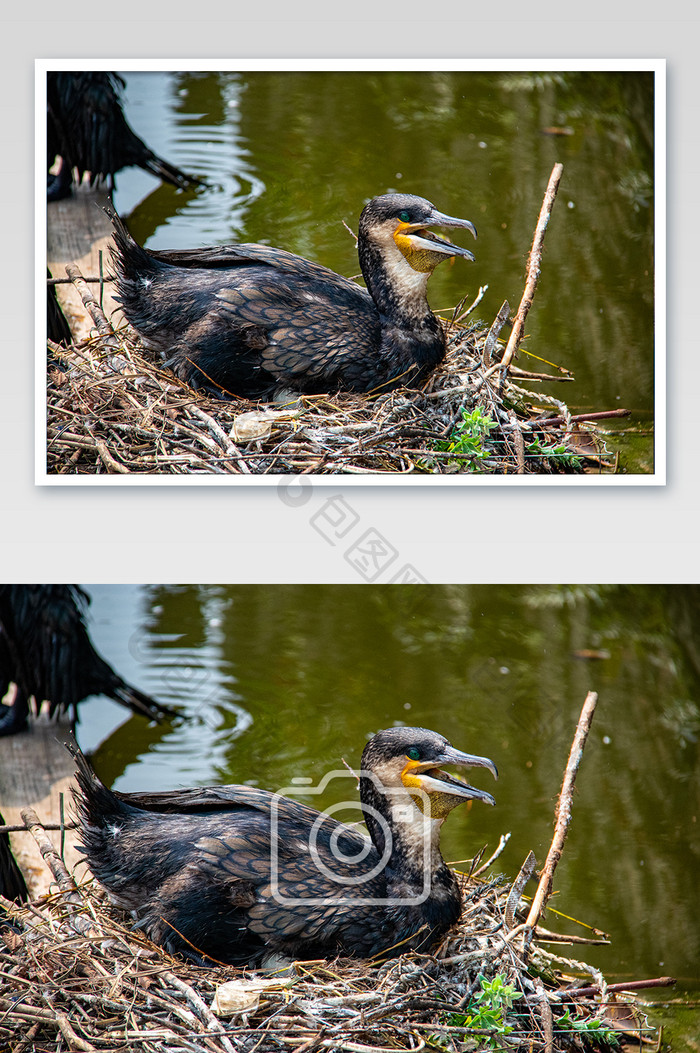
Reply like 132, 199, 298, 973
499, 163, 564, 380
525, 691, 599, 934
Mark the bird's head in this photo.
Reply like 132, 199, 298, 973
360, 726, 497, 821
359, 193, 477, 275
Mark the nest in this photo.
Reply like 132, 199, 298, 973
1, 862, 652, 1053
45, 307, 618, 478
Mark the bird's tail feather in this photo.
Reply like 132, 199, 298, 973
105, 205, 160, 277
111, 682, 178, 723
141, 152, 204, 190
68, 739, 130, 832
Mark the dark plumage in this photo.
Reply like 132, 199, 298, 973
47, 267, 72, 346
0, 811, 28, 907
0, 585, 176, 737
109, 193, 477, 399
47, 72, 201, 201
71, 727, 497, 966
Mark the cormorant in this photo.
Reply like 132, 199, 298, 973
47, 72, 201, 201
0, 585, 176, 737
109, 193, 477, 400
71, 726, 497, 966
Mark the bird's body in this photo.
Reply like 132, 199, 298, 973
47, 72, 201, 201
110, 193, 476, 399
0, 585, 175, 736
72, 727, 496, 966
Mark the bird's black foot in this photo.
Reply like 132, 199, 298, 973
47, 161, 72, 202
0, 703, 29, 737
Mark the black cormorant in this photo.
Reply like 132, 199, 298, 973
0, 585, 176, 737
47, 72, 201, 201
71, 726, 497, 966
109, 193, 477, 399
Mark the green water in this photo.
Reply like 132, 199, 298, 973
78, 584, 696, 1047
108, 69, 656, 473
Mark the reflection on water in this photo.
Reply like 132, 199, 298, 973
108, 69, 656, 473
80, 584, 697, 1041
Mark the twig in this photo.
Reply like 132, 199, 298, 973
161, 970, 237, 1053
536, 978, 554, 1053
471, 831, 511, 877
20, 808, 76, 895
482, 300, 510, 367
20, 808, 95, 936
536, 408, 632, 427
65, 264, 118, 347
556, 977, 676, 1000
508, 409, 526, 473
524, 691, 598, 936
505, 850, 538, 929
47, 275, 106, 285
0, 822, 78, 833
499, 163, 564, 384
452, 284, 489, 324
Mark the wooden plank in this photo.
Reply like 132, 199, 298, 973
46, 182, 125, 342
0, 712, 85, 897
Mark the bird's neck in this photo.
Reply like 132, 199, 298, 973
360, 775, 446, 884
359, 240, 438, 329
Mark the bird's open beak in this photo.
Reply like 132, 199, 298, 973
401, 746, 497, 808
395, 209, 478, 263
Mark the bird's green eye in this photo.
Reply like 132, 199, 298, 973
399, 210, 411, 223
407, 747, 421, 761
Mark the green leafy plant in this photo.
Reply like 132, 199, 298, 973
526, 435, 582, 469
440, 408, 498, 465
446, 973, 523, 1049
555, 1008, 620, 1046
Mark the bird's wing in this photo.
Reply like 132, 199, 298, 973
192, 814, 378, 943
213, 262, 379, 384
111, 783, 333, 827
146, 244, 276, 269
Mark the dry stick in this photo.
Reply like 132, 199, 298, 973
21, 808, 76, 895
535, 979, 554, 1053
65, 264, 118, 347
507, 366, 574, 383
508, 409, 526, 474
471, 831, 511, 878
536, 408, 632, 427
20, 808, 95, 936
47, 275, 105, 285
505, 850, 538, 930
557, 977, 676, 1000
0, 822, 78, 833
482, 300, 510, 367
499, 163, 564, 390
160, 971, 237, 1053
523, 691, 598, 945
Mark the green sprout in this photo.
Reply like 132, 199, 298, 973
555, 1008, 620, 1047
440, 408, 498, 466
526, 434, 582, 469
445, 973, 523, 1049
